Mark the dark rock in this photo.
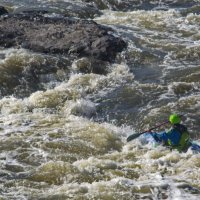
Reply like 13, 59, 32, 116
14, 9, 49, 15
12, 1, 102, 19
0, 6, 8, 15
0, 12, 126, 62
0, 12, 127, 98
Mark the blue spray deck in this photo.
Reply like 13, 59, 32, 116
139, 132, 200, 153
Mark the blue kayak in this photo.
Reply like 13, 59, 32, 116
139, 132, 200, 153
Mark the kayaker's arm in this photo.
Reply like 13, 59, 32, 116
126, 121, 169, 142
151, 131, 168, 144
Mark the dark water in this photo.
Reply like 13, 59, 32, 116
0, 0, 200, 199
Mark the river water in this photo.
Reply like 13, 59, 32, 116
0, 0, 200, 199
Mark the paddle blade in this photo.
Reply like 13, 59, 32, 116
127, 132, 142, 142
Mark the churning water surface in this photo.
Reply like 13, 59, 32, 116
0, 0, 200, 199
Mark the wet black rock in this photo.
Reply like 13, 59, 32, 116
1, 0, 102, 19
0, 12, 127, 98
0, 6, 8, 15
13, 1, 102, 19
0, 12, 126, 62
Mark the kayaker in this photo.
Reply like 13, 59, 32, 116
151, 114, 191, 152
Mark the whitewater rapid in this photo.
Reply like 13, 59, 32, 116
1, 0, 200, 199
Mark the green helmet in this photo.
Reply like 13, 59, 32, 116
169, 114, 181, 124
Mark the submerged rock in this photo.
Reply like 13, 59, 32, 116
0, 6, 8, 15
0, 12, 126, 62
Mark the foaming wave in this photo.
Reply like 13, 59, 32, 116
0, 96, 28, 114
63, 99, 96, 118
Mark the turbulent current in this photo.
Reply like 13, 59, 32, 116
0, 0, 200, 199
